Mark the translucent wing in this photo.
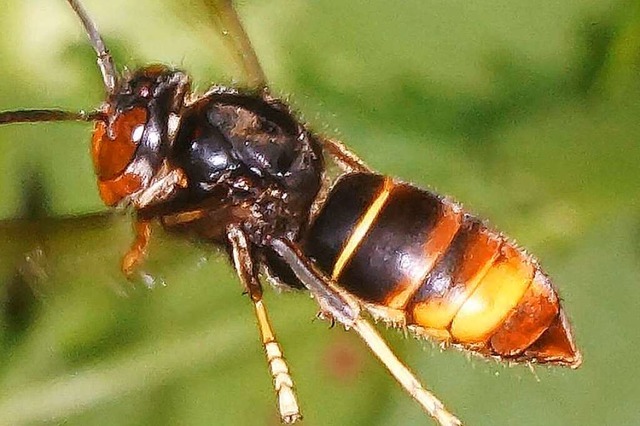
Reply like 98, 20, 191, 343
184, 0, 267, 90
208, 0, 267, 90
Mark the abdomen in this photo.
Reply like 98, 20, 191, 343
304, 173, 580, 367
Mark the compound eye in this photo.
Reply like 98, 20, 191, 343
91, 107, 147, 180
91, 107, 148, 206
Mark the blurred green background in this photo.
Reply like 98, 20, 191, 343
0, 0, 639, 425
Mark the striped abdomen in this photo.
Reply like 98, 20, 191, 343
305, 173, 580, 367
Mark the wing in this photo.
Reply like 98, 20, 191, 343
172, 0, 267, 91
203, 0, 267, 90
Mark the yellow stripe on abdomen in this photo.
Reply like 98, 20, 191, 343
331, 178, 394, 280
449, 244, 533, 343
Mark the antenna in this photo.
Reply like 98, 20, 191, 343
66, 0, 119, 95
0, 110, 105, 125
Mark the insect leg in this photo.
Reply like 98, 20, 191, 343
319, 137, 372, 173
121, 219, 152, 279
227, 225, 302, 424
270, 238, 462, 426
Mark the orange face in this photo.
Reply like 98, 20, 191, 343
91, 107, 148, 206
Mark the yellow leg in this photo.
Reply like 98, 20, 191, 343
320, 137, 372, 173
121, 219, 152, 279
270, 237, 462, 426
227, 226, 302, 423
